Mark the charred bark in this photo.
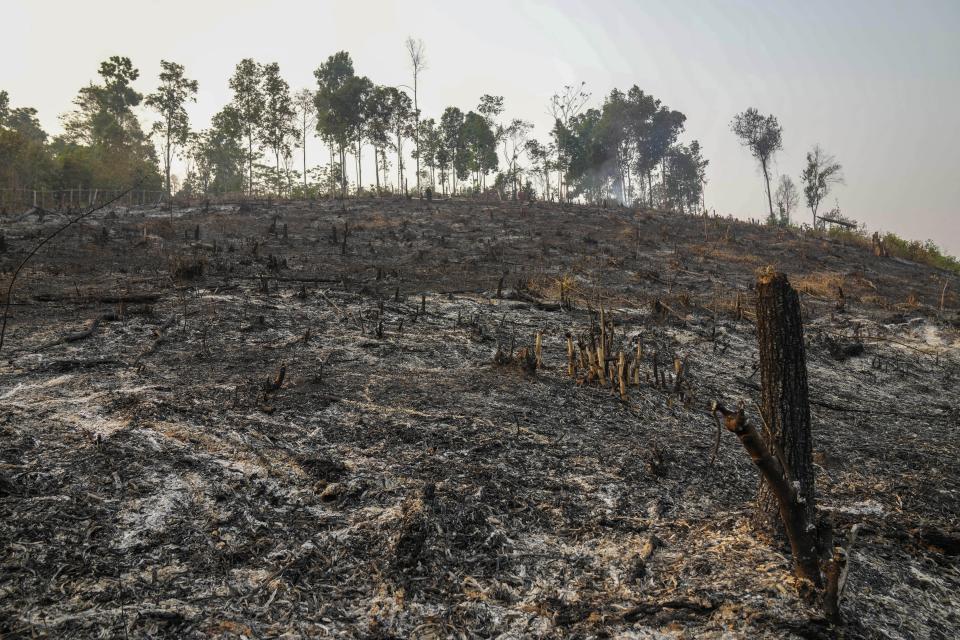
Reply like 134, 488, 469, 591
754, 271, 816, 538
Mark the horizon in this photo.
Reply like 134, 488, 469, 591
3, 0, 958, 253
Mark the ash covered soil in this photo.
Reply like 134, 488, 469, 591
1, 198, 958, 639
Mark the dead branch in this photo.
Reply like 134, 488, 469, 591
135, 315, 178, 364
711, 401, 822, 586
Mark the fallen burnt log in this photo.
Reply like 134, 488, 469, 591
33, 291, 162, 304
36, 312, 124, 350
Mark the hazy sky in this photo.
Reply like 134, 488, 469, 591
3, 0, 958, 254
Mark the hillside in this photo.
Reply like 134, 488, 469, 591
1, 198, 958, 639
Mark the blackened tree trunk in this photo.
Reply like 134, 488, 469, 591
754, 271, 816, 537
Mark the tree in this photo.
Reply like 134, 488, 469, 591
201, 106, 246, 194
365, 85, 393, 194
405, 37, 427, 195
259, 62, 298, 196
549, 83, 590, 201
416, 117, 440, 191
774, 175, 799, 226
565, 108, 611, 203
731, 108, 783, 221
387, 87, 413, 192
500, 119, 533, 199
477, 95, 504, 191
344, 75, 372, 193
292, 89, 317, 191
525, 139, 554, 200
229, 59, 265, 196
145, 60, 198, 199
60, 56, 159, 189
461, 111, 497, 191
801, 145, 844, 228
439, 107, 464, 195
314, 52, 357, 196
663, 141, 708, 214
623, 87, 662, 206
0, 92, 54, 193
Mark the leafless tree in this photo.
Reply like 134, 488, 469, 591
293, 89, 317, 190
405, 37, 427, 196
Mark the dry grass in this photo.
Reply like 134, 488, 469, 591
793, 271, 845, 299
691, 243, 763, 266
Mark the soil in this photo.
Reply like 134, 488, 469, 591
1, 198, 958, 638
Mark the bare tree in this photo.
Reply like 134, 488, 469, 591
731, 108, 783, 221
548, 82, 590, 201
405, 37, 427, 196
145, 61, 198, 200
293, 89, 317, 191
774, 175, 799, 226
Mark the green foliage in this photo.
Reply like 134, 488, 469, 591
801, 145, 843, 227
663, 141, 707, 214
731, 107, 782, 218
461, 111, 497, 188
57, 56, 159, 189
440, 107, 465, 192
146, 60, 198, 197
259, 62, 299, 195
229, 58, 266, 195
881, 234, 960, 273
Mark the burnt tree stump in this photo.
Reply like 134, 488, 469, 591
754, 271, 816, 538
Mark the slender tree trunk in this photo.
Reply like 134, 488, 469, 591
396, 132, 404, 191
356, 138, 362, 193
374, 147, 381, 195
302, 128, 308, 190
275, 150, 281, 197
754, 271, 816, 539
248, 131, 255, 197
164, 123, 172, 200
414, 74, 420, 196
762, 159, 775, 221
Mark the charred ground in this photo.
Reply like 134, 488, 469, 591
1, 199, 958, 638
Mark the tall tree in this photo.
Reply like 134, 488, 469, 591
525, 139, 554, 200
624, 87, 662, 206
314, 52, 356, 196
228, 59, 265, 196
60, 56, 158, 188
461, 111, 497, 191
598, 89, 633, 203
405, 37, 427, 195
439, 107, 464, 196
801, 145, 844, 228
548, 82, 590, 201
500, 119, 533, 198
199, 106, 246, 194
259, 62, 298, 196
0, 91, 54, 193
366, 85, 394, 194
477, 95, 504, 191
416, 117, 440, 191
565, 108, 611, 204
292, 89, 317, 191
731, 108, 783, 221
386, 87, 413, 192
145, 61, 198, 199
663, 141, 708, 214
344, 75, 372, 193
